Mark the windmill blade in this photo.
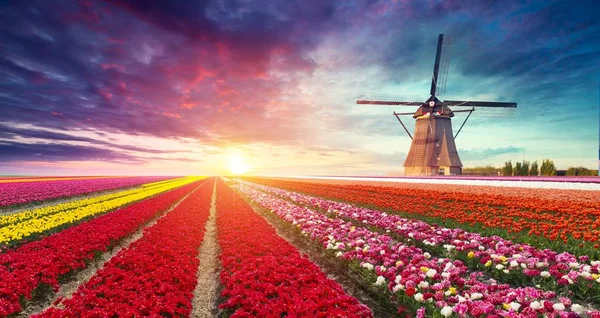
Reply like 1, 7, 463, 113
430, 34, 449, 96
444, 100, 517, 117
435, 35, 452, 96
444, 100, 517, 108
357, 93, 425, 106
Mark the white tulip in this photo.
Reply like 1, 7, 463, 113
414, 293, 424, 302
440, 306, 453, 317
470, 292, 483, 300
374, 276, 386, 286
395, 275, 402, 284
426, 269, 437, 278
581, 272, 591, 278
572, 304, 584, 314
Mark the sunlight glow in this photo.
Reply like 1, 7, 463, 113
227, 154, 252, 175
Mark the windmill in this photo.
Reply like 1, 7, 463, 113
357, 34, 517, 176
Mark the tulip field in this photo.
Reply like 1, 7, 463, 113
0, 176, 172, 208
1, 176, 600, 317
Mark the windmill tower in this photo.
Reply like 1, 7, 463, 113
357, 34, 517, 176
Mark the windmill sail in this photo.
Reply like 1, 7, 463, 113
430, 34, 453, 96
356, 93, 425, 106
443, 100, 516, 108
445, 100, 517, 117
435, 35, 452, 96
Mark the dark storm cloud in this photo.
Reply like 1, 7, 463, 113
0, 124, 188, 154
0, 141, 142, 163
0, 139, 197, 164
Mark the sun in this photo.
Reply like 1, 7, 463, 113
227, 154, 251, 175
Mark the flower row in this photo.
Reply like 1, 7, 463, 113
216, 179, 373, 317
235, 184, 594, 317
0, 178, 178, 227
0, 176, 172, 208
0, 180, 203, 317
247, 178, 600, 255
0, 177, 202, 246
244, 181, 600, 302
35, 180, 213, 317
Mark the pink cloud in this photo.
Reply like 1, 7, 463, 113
101, 63, 125, 72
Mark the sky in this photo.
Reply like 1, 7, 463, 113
0, 0, 599, 176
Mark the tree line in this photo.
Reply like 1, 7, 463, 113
502, 160, 553, 176
462, 160, 598, 176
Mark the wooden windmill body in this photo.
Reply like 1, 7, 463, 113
357, 34, 517, 176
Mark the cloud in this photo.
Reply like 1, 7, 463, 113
0, 141, 141, 163
0, 0, 597, 172
0, 123, 188, 154
459, 146, 524, 161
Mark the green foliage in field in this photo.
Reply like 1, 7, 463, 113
540, 159, 557, 176
565, 166, 598, 176
529, 161, 539, 176
502, 161, 513, 176
462, 165, 500, 175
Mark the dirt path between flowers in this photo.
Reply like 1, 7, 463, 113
22, 181, 207, 317
230, 183, 401, 318
191, 180, 221, 318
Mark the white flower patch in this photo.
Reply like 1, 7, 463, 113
440, 306, 453, 317
374, 276, 386, 286
470, 292, 483, 300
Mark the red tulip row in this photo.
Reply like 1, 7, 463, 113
37, 180, 213, 317
0, 180, 204, 317
0, 176, 173, 208
215, 179, 373, 317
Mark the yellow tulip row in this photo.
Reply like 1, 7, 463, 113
0, 177, 204, 245
0, 177, 186, 226
141, 177, 188, 187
